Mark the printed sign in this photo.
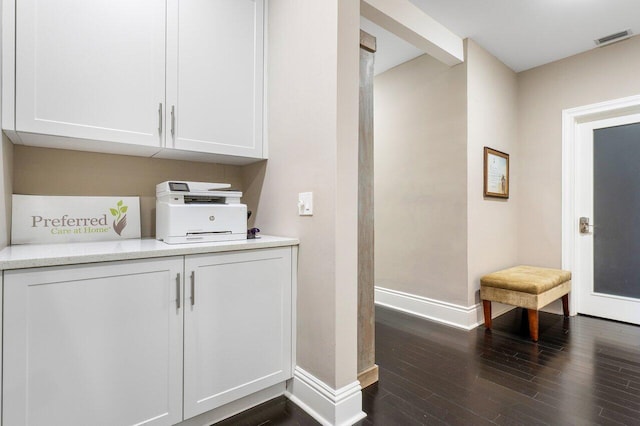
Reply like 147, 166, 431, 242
11, 195, 141, 244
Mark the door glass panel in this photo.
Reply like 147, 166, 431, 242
593, 122, 640, 299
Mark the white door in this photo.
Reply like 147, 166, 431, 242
183, 247, 292, 419
16, 0, 166, 148
166, 0, 264, 158
576, 113, 640, 324
3, 258, 184, 426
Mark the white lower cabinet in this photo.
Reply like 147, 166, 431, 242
2, 246, 294, 426
3, 257, 184, 426
183, 248, 292, 418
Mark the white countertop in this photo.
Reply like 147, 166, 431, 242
0, 235, 299, 270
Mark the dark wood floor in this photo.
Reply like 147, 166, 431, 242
217, 306, 640, 425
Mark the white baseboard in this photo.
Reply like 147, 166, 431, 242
375, 286, 514, 330
285, 367, 366, 426
178, 383, 285, 426
541, 299, 564, 315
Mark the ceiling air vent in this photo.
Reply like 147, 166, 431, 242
595, 30, 632, 47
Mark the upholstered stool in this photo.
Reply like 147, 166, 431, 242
480, 265, 571, 341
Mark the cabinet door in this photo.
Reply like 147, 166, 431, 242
183, 247, 292, 419
166, 0, 265, 158
15, 0, 166, 147
3, 258, 184, 426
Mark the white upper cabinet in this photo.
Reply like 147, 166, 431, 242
166, 0, 265, 159
3, 0, 266, 163
14, 0, 166, 150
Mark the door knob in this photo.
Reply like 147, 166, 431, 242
579, 217, 594, 234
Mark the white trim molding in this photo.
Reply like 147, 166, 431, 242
375, 286, 513, 330
561, 94, 640, 315
285, 367, 366, 426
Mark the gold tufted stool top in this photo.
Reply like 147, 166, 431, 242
480, 265, 571, 294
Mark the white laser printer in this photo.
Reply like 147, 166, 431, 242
156, 181, 247, 244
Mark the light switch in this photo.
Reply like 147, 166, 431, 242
298, 192, 313, 216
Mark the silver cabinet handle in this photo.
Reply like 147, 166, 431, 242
158, 103, 163, 136
171, 105, 175, 138
191, 270, 195, 306
176, 273, 181, 309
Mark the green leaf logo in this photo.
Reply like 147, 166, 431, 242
109, 200, 128, 236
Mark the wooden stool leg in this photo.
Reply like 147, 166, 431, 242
562, 294, 569, 317
527, 309, 539, 342
482, 300, 492, 329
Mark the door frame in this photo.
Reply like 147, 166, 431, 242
562, 94, 640, 315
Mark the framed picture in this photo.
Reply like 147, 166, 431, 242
484, 147, 509, 198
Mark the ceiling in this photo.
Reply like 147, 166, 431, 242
362, 0, 640, 74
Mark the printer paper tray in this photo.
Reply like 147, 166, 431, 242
162, 232, 246, 244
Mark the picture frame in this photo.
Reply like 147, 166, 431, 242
484, 147, 509, 198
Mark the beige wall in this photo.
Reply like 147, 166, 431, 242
0, 135, 13, 247
242, 0, 359, 389
518, 35, 640, 268
466, 39, 519, 305
374, 39, 519, 308
373, 53, 468, 306
374, 34, 640, 312
13, 146, 243, 239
